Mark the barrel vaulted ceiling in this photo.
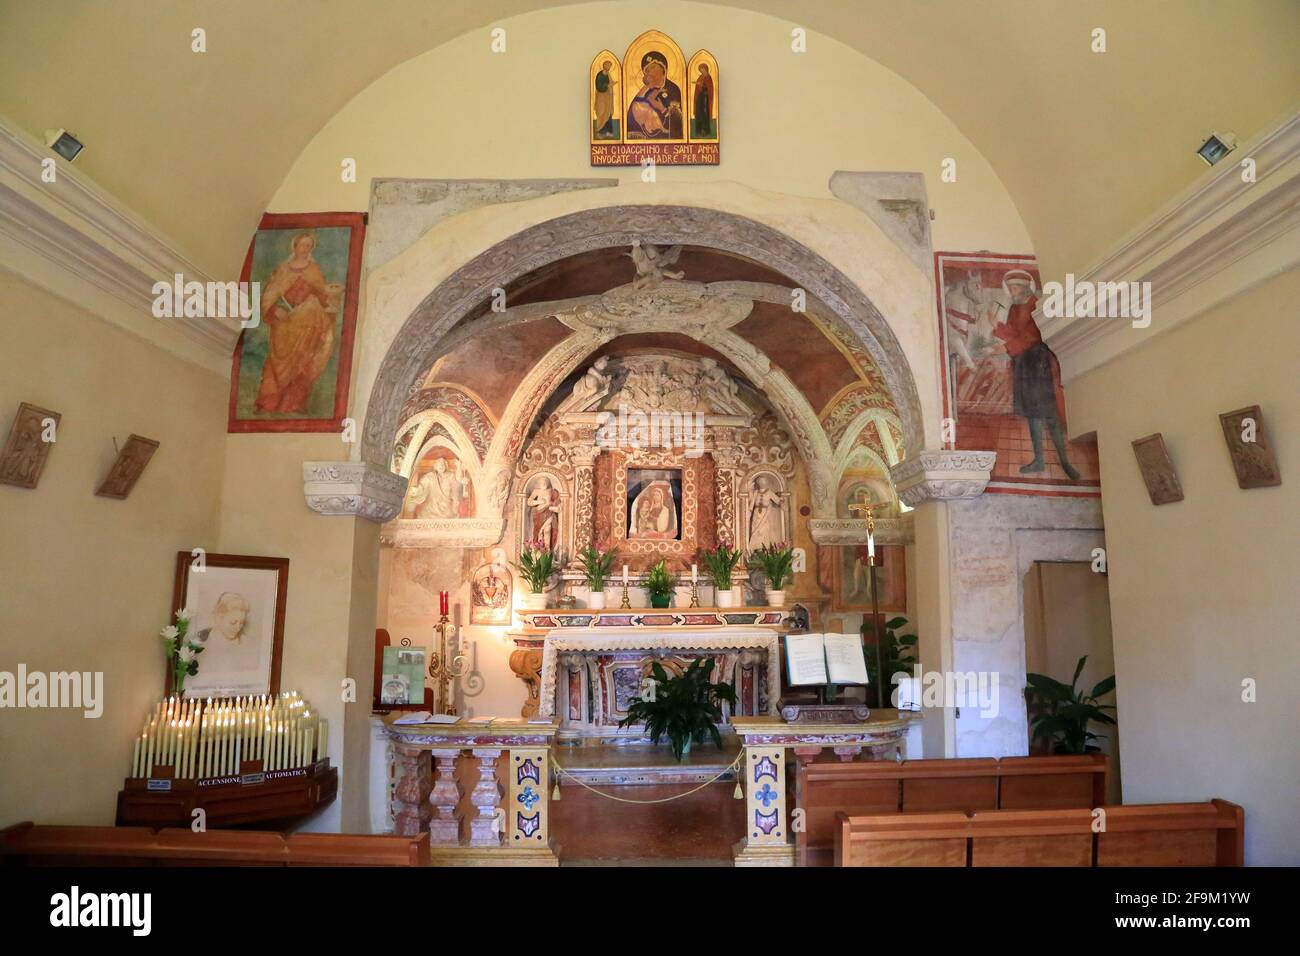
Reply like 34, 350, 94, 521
1, 0, 1296, 281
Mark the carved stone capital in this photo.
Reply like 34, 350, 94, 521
888, 450, 996, 506
808, 515, 914, 545
303, 461, 408, 523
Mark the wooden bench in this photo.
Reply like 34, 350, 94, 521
0, 822, 431, 867
796, 753, 1108, 866
833, 798, 1244, 867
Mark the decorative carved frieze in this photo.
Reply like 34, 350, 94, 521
808, 515, 914, 545
303, 461, 409, 523
888, 450, 997, 506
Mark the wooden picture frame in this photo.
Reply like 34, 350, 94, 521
1131, 433, 1184, 505
228, 211, 365, 433
95, 434, 159, 499
1218, 405, 1281, 489
0, 402, 60, 489
169, 552, 289, 698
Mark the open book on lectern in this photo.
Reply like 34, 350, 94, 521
784, 633, 870, 686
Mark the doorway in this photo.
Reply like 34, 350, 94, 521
1023, 560, 1121, 803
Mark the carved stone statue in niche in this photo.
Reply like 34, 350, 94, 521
524, 475, 562, 550
568, 355, 613, 409
747, 474, 785, 549
404, 449, 470, 518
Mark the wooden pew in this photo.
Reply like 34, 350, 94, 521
796, 753, 1107, 866
833, 799, 1243, 867
0, 822, 430, 867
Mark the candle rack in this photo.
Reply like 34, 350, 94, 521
428, 614, 468, 716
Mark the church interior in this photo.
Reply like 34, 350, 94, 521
1, 0, 1297, 885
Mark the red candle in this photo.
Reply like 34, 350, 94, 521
439, 590, 449, 616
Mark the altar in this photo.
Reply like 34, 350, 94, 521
509, 607, 789, 742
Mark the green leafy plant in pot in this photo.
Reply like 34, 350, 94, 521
643, 558, 677, 608
618, 657, 737, 760
701, 544, 742, 607
749, 542, 794, 606
1024, 655, 1117, 754
863, 615, 919, 709
577, 543, 616, 609
511, 539, 556, 609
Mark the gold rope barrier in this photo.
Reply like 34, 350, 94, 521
549, 748, 745, 804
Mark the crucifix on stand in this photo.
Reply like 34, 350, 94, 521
847, 495, 885, 708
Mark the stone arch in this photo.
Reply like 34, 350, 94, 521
360, 205, 927, 471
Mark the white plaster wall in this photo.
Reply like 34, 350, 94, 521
944, 494, 1105, 757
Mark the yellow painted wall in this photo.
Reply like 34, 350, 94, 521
268, 1, 1030, 256
1066, 265, 1300, 865
0, 270, 228, 826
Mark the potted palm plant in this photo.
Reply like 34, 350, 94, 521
749, 542, 794, 606
619, 658, 737, 760
577, 543, 616, 609
1024, 655, 1117, 754
701, 544, 742, 607
512, 539, 556, 610
643, 559, 677, 609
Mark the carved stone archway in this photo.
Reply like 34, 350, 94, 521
359, 206, 927, 474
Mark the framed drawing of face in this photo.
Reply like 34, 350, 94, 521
170, 552, 289, 698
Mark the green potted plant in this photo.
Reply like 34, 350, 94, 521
863, 615, 919, 709
1024, 655, 1117, 754
619, 658, 737, 760
701, 544, 742, 607
512, 539, 556, 610
643, 558, 677, 608
749, 542, 794, 606
577, 543, 616, 609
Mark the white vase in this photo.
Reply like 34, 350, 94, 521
715, 587, 737, 608
767, 590, 786, 607
523, 591, 548, 610
588, 590, 607, 610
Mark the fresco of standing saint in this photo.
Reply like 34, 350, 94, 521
229, 212, 364, 433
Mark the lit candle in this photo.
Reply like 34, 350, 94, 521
318, 719, 328, 763
132, 735, 141, 778
144, 729, 154, 778
439, 590, 449, 616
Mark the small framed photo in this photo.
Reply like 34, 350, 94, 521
171, 552, 289, 698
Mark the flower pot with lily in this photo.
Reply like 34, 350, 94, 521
578, 543, 615, 612
749, 542, 794, 607
701, 544, 742, 610
512, 540, 557, 610
161, 607, 204, 696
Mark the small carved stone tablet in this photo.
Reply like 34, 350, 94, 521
0, 402, 61, 489
1219, 405, 1280, 489
1131, 433, 1183, 505
96, 434, 160, 499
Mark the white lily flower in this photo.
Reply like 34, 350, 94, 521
160, 625, 179, 639
178, 645, 197, 663
175, 607, 190, 623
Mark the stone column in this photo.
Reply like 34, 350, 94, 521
468, 748, 505, 847
889, 450, 996, 759
428, 748, 462, 846
570, 445, 599, 553
390, 743, 431, 837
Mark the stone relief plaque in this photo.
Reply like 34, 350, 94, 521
1131, 433, 1184, 506
1218, 405, 1280, 490
0, 402, 60, 489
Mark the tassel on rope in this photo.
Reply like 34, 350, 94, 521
733, 780, 743, 800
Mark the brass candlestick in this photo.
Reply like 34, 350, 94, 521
620, 581, 632, 608
429, 614, 468, 716
689, 579, 700, 607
